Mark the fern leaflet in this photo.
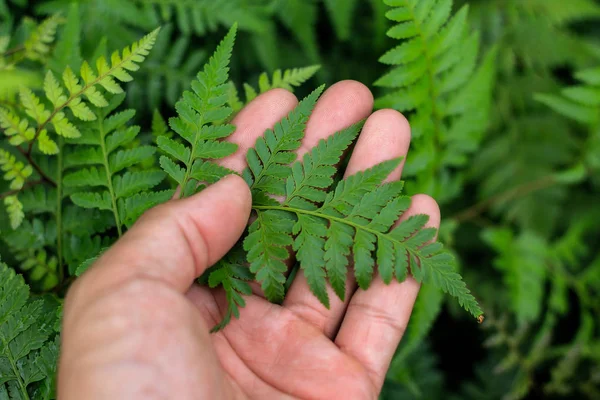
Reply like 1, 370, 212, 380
159, 24, 238, 198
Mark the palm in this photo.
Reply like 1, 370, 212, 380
190, 285, 379, 399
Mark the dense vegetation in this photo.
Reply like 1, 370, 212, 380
1, 0, 599, 399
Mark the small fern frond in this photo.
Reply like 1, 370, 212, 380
24, 14, 62, 61
15, 248, 59, 291
159, 25, 238, 197
203, 256, 254, 332
0, 149, 32, 190
535, 67, 600, 125
0, 108, 35, 146
63, 96, 165, 236
3, 195, 24, 229
228, 65, 320, 114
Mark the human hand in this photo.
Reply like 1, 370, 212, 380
58, 81, 440, 399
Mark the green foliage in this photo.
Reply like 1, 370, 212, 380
1, 0, 600, 398
536, 67, 600, 126
158, 25, 238, 197
238, 88, 481, 319
375, 0, 498, 202
231, 65, 321, 111
63, 95, 167, 235
0, 262, 59, 399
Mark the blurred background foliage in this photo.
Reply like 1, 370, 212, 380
1, 0, 599, 399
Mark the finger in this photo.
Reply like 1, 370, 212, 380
297, 80, 373, 158
284, 109, 411, 339
66, 175, 251, 310
335, 195, 441, 390
220, 89, 298, 173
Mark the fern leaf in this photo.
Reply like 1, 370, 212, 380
284, 122, 363, 209
237, 65, 321, 107
119, 190, 175, 228
160, 25, 238, 197
244, 210, 294, 303
64, 97, 164, 235
535, 66, 600, 125
24, 14, 61, 61
243, 86, 323, 196
375, 0, 496, 201
0, 108, 35, 146
3, 195, 24, 229
0, 149, 32, 190
239, 97, 482, 318
204, 257, 254, 333
15, 249, 59, 290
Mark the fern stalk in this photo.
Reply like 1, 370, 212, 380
97, 117, 123, 236
56, 137, 65, 279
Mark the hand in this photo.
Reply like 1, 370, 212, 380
58, 81, 440, 400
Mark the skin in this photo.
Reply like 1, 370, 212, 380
58, 81, 441, 400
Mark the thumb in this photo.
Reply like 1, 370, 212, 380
71, 175, 251, 302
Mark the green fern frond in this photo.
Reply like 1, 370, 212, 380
0, 28, 159, 155
482, 228, 547, 325
375, 0, 496, 201
203, 256, 254, 333
0, 262, 58, 398
234, 89, 482, 318
236, 65, 321, 109
63, 96, 166, 236
133, 0, 271, 36
535, 67, 600, 125
242, 86, 323, 196
24, 14, 62, 61
159, 24, 238, 198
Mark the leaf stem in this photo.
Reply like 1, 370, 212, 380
3, 340, 30, 400
16, 146, 57, 186
98, 118, 123, 237
452, 176, 556, 223
254, 205, 415, 255
56, 137, 64, 281
0, 179, 44, 199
